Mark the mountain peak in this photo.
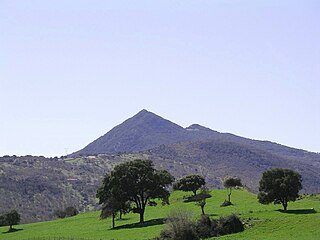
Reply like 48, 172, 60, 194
136, 109, 150, 115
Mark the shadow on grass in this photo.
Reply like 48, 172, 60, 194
117, 217, 130, 221
208, 214, 219, 217
277, 208, 317, 214
3, 228, 23, 234
113, 218, 165, 230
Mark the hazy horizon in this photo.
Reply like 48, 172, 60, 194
1, 0, 319, 156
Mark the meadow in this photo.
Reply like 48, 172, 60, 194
0, 189, 319, 240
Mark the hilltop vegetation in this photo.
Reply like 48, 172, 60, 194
0, 190, 319, 240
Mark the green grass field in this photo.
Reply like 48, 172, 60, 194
1, 189, 319, 240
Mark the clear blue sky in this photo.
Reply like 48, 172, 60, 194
1, 0, 319, 157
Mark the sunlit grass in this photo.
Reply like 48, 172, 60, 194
0, 190, 319, 240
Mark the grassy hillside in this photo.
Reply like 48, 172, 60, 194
0, 189, 319, 240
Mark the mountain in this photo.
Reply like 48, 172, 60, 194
70, 109, 220, 157
71, 110, 320, 168
70, 108, 320, 192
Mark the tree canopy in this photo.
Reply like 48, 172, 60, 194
174, 175, 206, 196
97, 159, 174, 225
223, 176, 242, 203
1, 210, 20, 231
96, 173, 130, 228
258, 168, 302, 211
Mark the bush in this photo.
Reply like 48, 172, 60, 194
215, 214, 244, 235
195, 214, 217, 238
159, 209, 199, 240
54, 206, 78, 219
220, 200, 232, 207
159, 210, 244, 239
65, 206, 78, 217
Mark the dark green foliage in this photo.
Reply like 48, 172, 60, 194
258, 168, 302, 211
54, 206, 78, 219
195, 215, 217, 238
174, 175, 205, 196
96, 173, 131, 228
223, 176, 242, 203
1, 210, 21, 231
216, 214, 244, 235
97, 159, 174, 224
0, 214, 6, 226
66, 207, 78, 217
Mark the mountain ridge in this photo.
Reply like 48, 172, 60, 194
70, 109, 319, 162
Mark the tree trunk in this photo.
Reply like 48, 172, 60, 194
119, 210, 123, 220
201, 205, 205, 215
282, 202, 288, 211
139, 209, 145, 223
193, 190, 197, 196
9, 225, 12, 231
227, 188, 232, 202
112, 212, 115, 229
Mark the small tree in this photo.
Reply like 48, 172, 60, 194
223, 176, 242, 203
195, 187, 212, 215
4, 210, 20, 231
258, 168, 302, 211
174, 175, 205, 196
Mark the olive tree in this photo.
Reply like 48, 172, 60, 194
258, 168, 302, 211
3, 210, 20, 231
97, 159, 174, 224
174, 175, 206, 196
223, 176, 242, 203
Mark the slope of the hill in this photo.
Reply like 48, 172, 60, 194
1, 190, 319, 240
144, 140, 320, 193
0, 155, 120, 223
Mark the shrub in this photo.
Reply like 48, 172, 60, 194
54, 206, 78, 219
195, 214, 217, 238
215, 214, 244, 236
220, 200, 232, 207
65, 206, 78, 217
159, 211, 244, 239
159, 209, 199, 240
